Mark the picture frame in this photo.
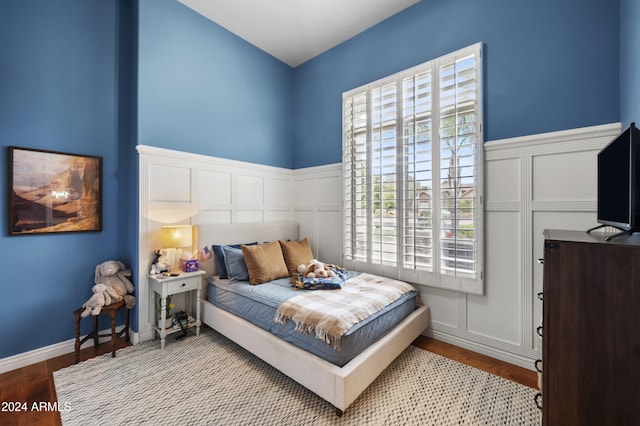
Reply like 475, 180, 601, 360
8, 146, 102, 236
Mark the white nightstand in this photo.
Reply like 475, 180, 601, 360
149, 270, 205, 349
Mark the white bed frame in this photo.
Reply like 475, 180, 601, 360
197, 222, 430, 415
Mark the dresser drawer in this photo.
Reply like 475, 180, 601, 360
166, 277, 199, 294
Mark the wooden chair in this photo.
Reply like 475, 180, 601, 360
73, 299, 131, 364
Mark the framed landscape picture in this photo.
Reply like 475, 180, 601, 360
8, 147, 102, 235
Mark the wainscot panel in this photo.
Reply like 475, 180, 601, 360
137, 123, 620, 369
137, 145, 295, 342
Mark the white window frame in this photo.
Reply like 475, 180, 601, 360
342, 43, 484, 295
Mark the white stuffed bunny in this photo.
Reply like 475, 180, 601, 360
81, 283, 119, 317
95, 260, 136, 309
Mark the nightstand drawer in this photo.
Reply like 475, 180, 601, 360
166, 277, 199, 294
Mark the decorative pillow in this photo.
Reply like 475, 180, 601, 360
213, 242, 257, 279
222, 246, 250, 282
279, 238, 314, 275
241, 241, 289, 285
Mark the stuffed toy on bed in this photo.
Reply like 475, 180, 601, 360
292, 261, 347, 290
95, 260, 136, 309
297, 259, 335, 279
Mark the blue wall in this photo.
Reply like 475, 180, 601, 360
292, 0, 620, 168
0, 0, 631, 360
137, 0, 295, 169
0, 0, 134, 358
116, 1, 140, 329
620, 0, 640, 126
0, 0, 296, 360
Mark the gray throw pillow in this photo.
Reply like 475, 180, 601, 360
222, 246, 249, 281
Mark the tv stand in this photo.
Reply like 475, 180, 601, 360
586, 224, 638, 241
541, 230, 640, 425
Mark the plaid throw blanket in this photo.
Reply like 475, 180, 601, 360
274, 273, 415, 350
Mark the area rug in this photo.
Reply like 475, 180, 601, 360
54, 328, 541, 425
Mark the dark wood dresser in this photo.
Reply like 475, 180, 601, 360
541, 229, 640, 425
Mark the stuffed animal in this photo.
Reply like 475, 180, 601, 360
150, 250, 170, 275
297, 259, 335, 279
95, 260, 136, 309
81, 283, 119, 317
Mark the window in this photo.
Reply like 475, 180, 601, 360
342, 43, 483, 294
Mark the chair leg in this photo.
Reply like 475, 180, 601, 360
125, 308, 131, 343
110, 311, 117, 358
93, 315, 99, 346
74, 312, 81, 364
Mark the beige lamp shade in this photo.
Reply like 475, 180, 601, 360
160, 225, 193, 248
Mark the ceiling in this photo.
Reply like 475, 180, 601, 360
178, 0, 421, 67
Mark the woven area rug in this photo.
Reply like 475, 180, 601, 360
54, 328, 541, 425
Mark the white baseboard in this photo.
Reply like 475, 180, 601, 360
424, 329, 537, 371
0, 328, 138, 374
137, 330, 155, 343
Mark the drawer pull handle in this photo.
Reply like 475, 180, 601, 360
534, 359, 543, 373
534, 392, 543, 410
537, 292, 543, 301
181, 283, 186, 287
536, 325, 543, 337
537, 258, 544, 264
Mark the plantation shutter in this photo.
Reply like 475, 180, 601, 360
438, 50, 480, 282
343, 43, 483, 294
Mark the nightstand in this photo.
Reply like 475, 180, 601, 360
149, 270, 205, 349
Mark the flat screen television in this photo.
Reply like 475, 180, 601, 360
589, 122, 640, 240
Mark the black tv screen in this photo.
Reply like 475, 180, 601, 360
597, 123, 640, 230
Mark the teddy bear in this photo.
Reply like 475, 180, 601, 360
95, 260, 136, 309
80, 283, 120, 317
150, 249, 170, 275
297, 259, 335, 279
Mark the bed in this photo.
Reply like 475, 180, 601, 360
198, 222, 430, 415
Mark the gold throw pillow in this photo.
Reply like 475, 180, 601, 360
241, 241, 289, 285
279, 238, 314, 275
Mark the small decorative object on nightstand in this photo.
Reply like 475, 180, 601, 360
149, 270, 205, 349
156, 295, 175, 329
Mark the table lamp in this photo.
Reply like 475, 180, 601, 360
160, 225, 193, 272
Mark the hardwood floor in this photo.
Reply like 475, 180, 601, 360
0, 338, 132, 426
412, 335, 538, 389
0, 335, 537, 426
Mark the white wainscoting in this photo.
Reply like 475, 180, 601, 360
425, 122, 621, 368
137, 146, 296, 342
291, 164, 343, 265
284, 123, 621, 368
137, 122, 620, 368
137, 147, 342, 342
